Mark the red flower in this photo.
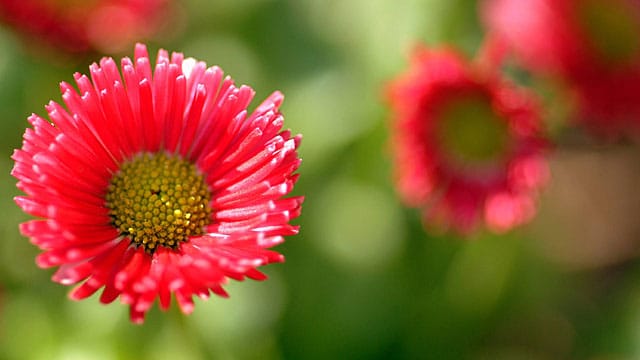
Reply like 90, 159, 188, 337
12, 44, 303, 323
387, 47, 548, 234
0, 0, 172, 54
482, 0, 640, 136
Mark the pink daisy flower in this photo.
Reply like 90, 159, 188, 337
482, 0, 640, 136
0, 0, 172, 54
387, 47, 548, 234
12, 44, 303, 323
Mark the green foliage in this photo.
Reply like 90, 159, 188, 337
1, 0, 639, 359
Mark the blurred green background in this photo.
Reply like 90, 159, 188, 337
2, 0, 640, 359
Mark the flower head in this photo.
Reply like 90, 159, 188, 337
12, 44, 303, 323
0, 0, 172, 54
387, 47, 548, 234
482, 0, 640, 136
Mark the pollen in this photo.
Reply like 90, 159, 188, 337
105, 153, 212, 253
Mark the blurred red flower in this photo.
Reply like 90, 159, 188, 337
482, 0, 640, 137
12, 44, 303, 323
0, 0, 173, 54
387, 47, 548, 234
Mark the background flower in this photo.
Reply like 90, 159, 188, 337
0, 0, 174, 55
482, 0, 640, 136
388, 47, 548, 233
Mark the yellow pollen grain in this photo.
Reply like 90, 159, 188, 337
105, 153, 212, 253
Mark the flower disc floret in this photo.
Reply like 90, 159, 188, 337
436, 94, 510, 168
106, 153, 212, 253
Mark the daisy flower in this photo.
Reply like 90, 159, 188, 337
12, 43, 303, 323
482, 0, 640, 136
387, 46, 548, 234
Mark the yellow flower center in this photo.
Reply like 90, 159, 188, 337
579, 0, 640, 65
436, 94, 510, 170
105, 153, 212, 253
